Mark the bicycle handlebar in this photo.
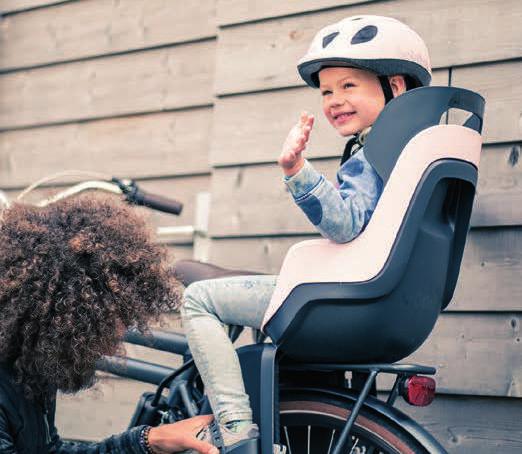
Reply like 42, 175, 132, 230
17, 175, 184, 218
113, 178, 183, 215
129, 189, 183, 215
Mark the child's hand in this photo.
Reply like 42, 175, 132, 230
278, 111, 314, 177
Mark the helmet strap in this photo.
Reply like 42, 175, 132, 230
378, 76, 394, 104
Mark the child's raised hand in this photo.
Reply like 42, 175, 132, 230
278, 111, 314, 176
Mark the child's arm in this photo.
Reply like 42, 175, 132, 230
285, 154, 382, 243
278, 112, 382, 243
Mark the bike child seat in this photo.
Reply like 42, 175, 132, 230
262, 86, 485, 364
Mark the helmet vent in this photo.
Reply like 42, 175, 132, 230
351, 25, 378, 44
322, 32, 339, 48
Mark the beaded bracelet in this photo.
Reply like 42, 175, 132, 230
139, 425, 155, 454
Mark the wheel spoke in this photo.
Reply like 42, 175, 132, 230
348, 437, 360, 454
283, 426, 292, 454
327, 429, 336, 454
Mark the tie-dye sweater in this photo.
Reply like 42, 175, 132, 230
284, 149, 383, 243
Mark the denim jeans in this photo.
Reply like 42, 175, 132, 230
181, 275, 277, 425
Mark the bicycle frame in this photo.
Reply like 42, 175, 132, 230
98, 330, 448, 454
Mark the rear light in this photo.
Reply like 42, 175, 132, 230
401, 376, 436, 406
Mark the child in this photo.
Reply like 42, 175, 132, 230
181, 15, 432, 452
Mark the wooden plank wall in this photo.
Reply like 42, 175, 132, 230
0, 0, 215, 235
1, 1, 521, 452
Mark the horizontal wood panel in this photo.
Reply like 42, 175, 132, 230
0, 0, 216, 71
0, 0, 64, 13
208, 145, 522, 238
451, 60, 522, 144
0, 40, 215, 129
0, 107, 212, 188
3, 174, 210, 234
471, 144, 522, 227
207, 228, 522, 312
216, 0, 374, 26
399, 312, 521, 397
393, 394, 522, 453
214, 0, 522, 95
211, 71, 448, 167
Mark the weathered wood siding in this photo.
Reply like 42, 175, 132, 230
1, 0, 521, 452
0, 0, 216, 70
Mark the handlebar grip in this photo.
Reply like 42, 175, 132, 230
132, 190, 183, 215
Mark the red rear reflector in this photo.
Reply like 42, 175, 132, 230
402, 376, 436, 406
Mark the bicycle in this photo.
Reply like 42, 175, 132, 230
6, 85, 484, 454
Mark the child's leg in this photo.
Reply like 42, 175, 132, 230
181, 275, 277, 426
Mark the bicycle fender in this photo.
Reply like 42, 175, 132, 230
281, 386, 448, 454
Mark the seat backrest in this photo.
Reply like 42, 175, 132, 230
364, 86, 484, 184
262, 87, 485, 333
358, 86, 485, 309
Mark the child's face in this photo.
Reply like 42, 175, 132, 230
319, 67, 386, 137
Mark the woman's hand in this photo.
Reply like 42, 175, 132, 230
278, 111, 314, 177
147, 415, 219, 454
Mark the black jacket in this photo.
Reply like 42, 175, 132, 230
0, 364, 147, 453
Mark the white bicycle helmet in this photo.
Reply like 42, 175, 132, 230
298, 15, 431, 102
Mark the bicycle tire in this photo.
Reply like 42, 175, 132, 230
279, 392, 430, 454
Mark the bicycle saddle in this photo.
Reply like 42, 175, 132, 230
173, 259, 265, 287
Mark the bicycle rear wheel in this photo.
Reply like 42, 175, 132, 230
279, 393, 430, 454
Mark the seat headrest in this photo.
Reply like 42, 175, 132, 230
364, 86, 485, 184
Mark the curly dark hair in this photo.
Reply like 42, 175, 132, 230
0, 193, 181, 400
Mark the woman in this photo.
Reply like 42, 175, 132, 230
0, 193, 217, 454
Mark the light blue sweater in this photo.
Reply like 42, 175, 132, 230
285, 149, 383, 243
